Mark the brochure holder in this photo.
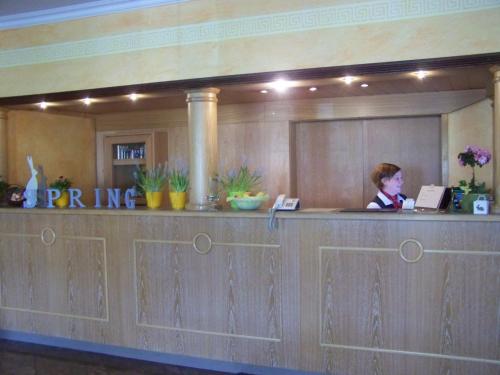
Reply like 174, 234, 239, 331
415, 185, 446, 210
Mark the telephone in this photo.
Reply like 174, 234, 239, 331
272, 194, 300, 211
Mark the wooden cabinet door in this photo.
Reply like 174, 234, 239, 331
295, 119, 364, 208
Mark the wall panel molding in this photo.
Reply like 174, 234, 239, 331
0, 232, 109, 322
318, 245, 500, 366
133, 238, 282, 342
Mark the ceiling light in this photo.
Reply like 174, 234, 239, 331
361, 83, 369, 88
309, 87, 317, 92
39, 101, 48, 109
413, 70, 430, 79
129, 93, 138, 101
82, 97, 92, 106
270, 79, 291, 93
260, 89, 268, 94
340, 76, 356, 85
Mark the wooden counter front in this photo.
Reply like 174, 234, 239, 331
0, 209, 498, 374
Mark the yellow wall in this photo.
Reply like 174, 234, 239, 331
0, 0, 499, 97
447, 98, 494, 190
7, 110, 96, 205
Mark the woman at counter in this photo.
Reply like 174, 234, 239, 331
367, 163, 407, 209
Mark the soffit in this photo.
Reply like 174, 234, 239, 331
5, 65, 493, 115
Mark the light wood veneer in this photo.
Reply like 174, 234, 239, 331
0, 210, 498, 374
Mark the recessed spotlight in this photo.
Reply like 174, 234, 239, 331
340, 76, 356, 85
413, 70, 430, 80
82, 97, 92, 106
260, 89, 268, 94
39, 101, 48, 109
361, 83, 369, 88
309, 87, 317, 92
129, 93, 138, 101
270, 79, 291, 93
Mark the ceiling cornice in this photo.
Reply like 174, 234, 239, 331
0, 0, 188, 30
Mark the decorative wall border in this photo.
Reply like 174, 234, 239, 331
0, 232, 109, 322
133, 238, 282, 342
318, 245, 500, 366
1, 0, 499, 68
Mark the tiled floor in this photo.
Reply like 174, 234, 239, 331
0, 339, 234, 375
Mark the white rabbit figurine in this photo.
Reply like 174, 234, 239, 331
23, 155, 38, 208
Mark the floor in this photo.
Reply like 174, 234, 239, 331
0, 339, 235, 375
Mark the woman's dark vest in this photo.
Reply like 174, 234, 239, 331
372, 194, 407, 208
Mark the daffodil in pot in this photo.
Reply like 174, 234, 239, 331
457, 145, 491, 213
220, 165, 261, 209
49, 176, 72, 208
133, 164, 168, 209
168, 167, 189, 210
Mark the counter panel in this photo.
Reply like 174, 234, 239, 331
291, 218, 500, 374
0, 210, 498, 374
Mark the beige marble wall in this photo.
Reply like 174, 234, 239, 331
0, 1, 499, 97
7, 111, 96, 205
447, 99, 494, 190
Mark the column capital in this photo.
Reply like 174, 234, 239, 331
490, 65, 500, 73
490, 65, 500, 80
185, 88, 220, 103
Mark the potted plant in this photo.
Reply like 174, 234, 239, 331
133, 164, 168, 209
457, 145, 491, 212
49, 176, 72, 208
168, 167, 189, 210
0, 176, 9, 205
220, 165, 261, 209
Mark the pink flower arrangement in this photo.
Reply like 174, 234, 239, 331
457, 145, 491, 194
457, 145, 491, 167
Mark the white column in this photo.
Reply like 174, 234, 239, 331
185, 88, 220, 210
0, 109, 7, 180
491, 66, 500, 213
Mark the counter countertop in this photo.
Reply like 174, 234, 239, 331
0, 207, 498, 222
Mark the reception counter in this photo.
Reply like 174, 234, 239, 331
0, 208, 498, 374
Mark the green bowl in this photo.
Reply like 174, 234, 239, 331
232, 196, 268, 210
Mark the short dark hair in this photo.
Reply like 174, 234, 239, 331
371, 163, 401, 190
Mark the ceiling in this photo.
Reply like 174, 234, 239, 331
0, 0, 183, 29
6, 65, 493, 116
0, 0, 96, 16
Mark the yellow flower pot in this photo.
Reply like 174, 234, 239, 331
169, 191, 186, 210
146, 191, 163, 209
54, 191, 69, 208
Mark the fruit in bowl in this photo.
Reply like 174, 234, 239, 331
227, 192, 269, 210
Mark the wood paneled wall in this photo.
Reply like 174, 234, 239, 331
94, 90, 485, 205
0, 211, 498, 374
294, 119, 365, 208
294, 116, 442, 207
